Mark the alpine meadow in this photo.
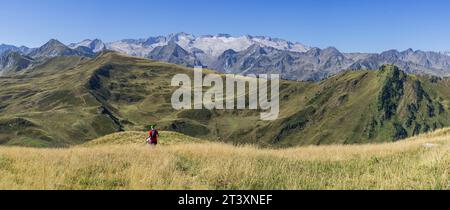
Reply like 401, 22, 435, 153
1, 0, 450, 191
0, 51, 448, 189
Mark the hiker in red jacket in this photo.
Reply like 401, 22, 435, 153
147, 125, 159, 145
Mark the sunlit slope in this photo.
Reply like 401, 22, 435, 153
84, 131, 205, 146
84, 54, 450, 146
65, 53, 450, 146
0, 129, 447, 190
0, 52, 188, 146
2, 51, 450, 147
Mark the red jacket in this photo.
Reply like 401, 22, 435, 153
148, 130, 159, 142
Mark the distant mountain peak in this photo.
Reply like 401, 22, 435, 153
28, 38, 94, 59
147, 42, 202, 67
68, 39, 106, 53
322, 46, 340, 53
46, 39, 65, 46
0, 50, 33, 75
168, 32, 195, 42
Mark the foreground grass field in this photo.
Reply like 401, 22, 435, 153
0, 130, 448, 190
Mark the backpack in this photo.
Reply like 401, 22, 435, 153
150, 130, 158, 139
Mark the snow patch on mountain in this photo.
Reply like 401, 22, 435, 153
101, 33, 310, 59
68, 39, 106, 53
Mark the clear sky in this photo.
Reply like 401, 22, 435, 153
1, 0, 449, 52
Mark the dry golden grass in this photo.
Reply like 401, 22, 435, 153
0, 130, 448, 190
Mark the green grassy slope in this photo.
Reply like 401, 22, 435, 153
0, 54, 122, 146
1, 52, 450, 147
0, 128, 447, 190
255, 66, 450, 146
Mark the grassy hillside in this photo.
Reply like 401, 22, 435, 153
0, 129, 447, 190
1, 51, 450, 147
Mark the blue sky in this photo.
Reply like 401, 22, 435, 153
1, 0, 449, 52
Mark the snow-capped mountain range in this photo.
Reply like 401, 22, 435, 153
2, 32, 450, 80
68, 39, 106, 53
84, 32, 310, 69
103, 32, 309, 57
